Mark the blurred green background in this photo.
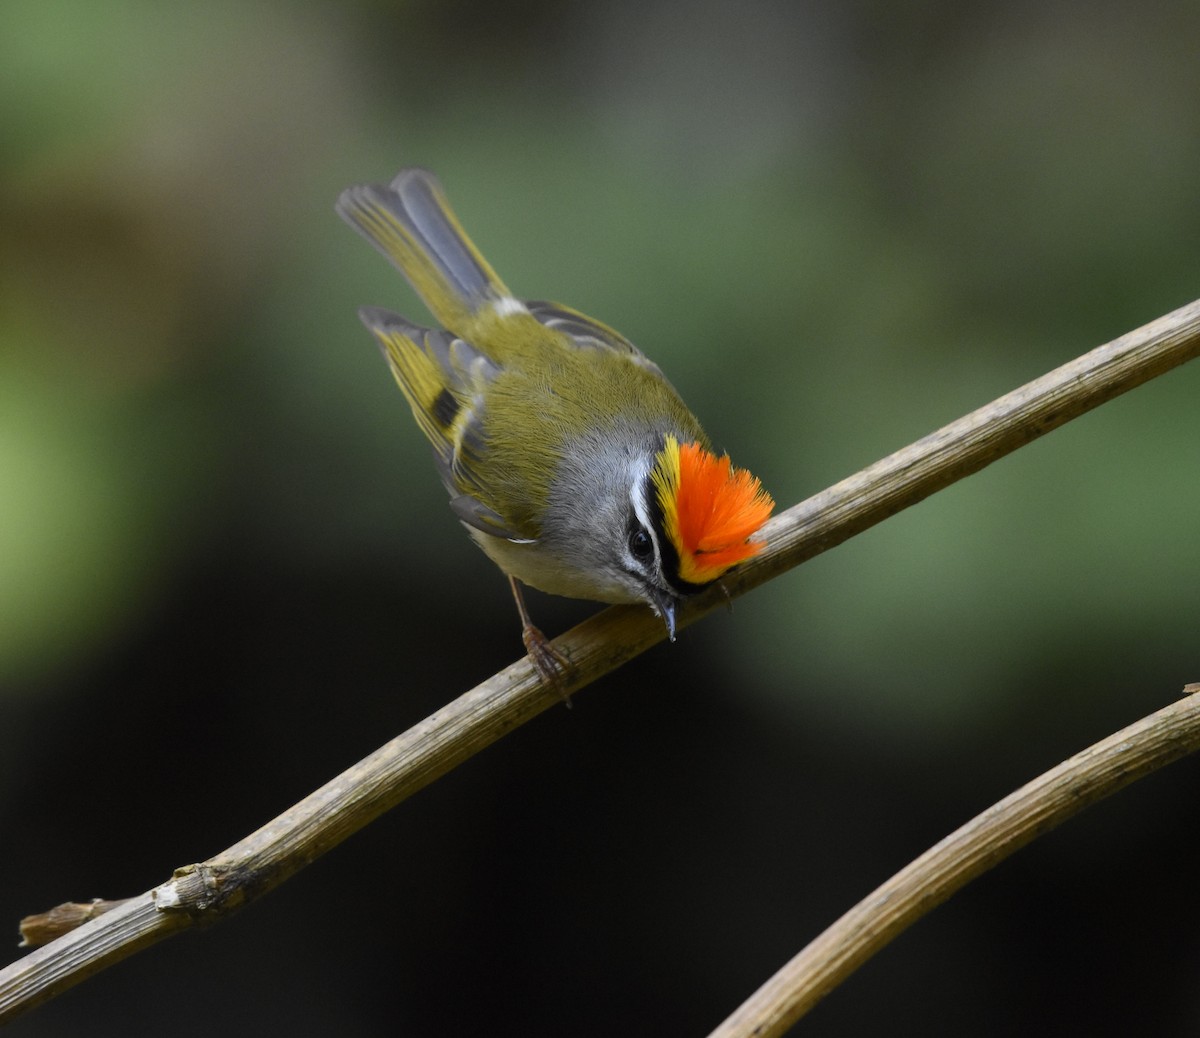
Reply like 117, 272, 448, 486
3, 0, 1199, 1034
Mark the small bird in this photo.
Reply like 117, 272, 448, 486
336, 169, 773, 680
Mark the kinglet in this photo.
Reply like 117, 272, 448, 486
336, 169, 773, 679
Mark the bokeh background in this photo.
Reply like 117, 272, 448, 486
3, 1, 1199, 1034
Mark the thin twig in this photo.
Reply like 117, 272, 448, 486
708, 687, 1200, 1038
2, 298, 1199, 1024
745, 295, 1200, 591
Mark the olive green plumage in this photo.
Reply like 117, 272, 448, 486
337, 169, 707, 608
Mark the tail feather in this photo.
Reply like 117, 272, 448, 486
336, 169, 509, 333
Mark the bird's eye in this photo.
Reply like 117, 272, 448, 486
629, 526, 653, 560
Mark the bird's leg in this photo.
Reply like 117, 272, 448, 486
508, 575, 572, 695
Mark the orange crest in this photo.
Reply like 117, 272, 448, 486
651, 436, 774, 586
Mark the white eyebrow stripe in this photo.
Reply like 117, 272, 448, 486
629, 457, 653, 528
628, 457, 665, 566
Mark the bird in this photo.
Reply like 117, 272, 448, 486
336, 168, 773, 682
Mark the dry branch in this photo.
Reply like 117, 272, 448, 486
709, 686, 1200, 1037
2, 297, 1199, 1025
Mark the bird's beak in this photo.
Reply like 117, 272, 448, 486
648, 590, 678, 642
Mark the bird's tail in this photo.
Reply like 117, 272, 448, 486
336, 168, 510, 334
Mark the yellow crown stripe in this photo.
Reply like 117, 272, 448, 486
652, 436, 774, 586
